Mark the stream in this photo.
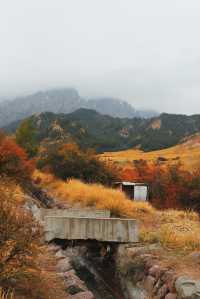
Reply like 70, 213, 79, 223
55, 240, 126, 299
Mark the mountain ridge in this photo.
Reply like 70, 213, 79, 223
0, 87, 158, 127
5, 108, 200, 153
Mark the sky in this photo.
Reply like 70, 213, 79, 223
1, 0, 200, 114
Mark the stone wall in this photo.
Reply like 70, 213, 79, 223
48, 244, 94, 299
116, 245, 200, 299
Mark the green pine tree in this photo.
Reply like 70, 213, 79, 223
16, 119, 38, 157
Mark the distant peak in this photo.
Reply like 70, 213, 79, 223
34, 87, 80, 97
69, 108, 100, 117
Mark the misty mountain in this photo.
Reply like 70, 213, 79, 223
0, 88, 158, 127
5, 109, 200, 152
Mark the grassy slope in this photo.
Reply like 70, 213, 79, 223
100, 133, 200, 171
34, 171, 200, 253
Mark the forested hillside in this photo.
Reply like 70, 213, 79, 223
5, 108, 200, 152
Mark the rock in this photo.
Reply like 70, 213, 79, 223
175, 276, 200, 299
68, 291, 94, 299
48, 244, 60, 253
23, 198, 42, 222
165, 293, 177, 299
126, 246, 146, 257
123, 280, 148, 299
56, 257, 72, 272
133, 270, 145, 282
141, 254, 157, 263
145, 258, 158, 270
161, 270, 176, 293
162, 270, 175, 283
154, 279, 163, 295
149, 265, 162, 279
144, 275, 156, 293
67, 285, 85, 295
63, 269, 76, 278
64, 270, 86, 293
157, 284, 168, 299
189, 252, 200, 262
55, 249, 66, 259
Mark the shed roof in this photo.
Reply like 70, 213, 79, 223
114, 181, 148, 186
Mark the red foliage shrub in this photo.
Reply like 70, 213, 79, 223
121, 160, 200, 211
0, 131, 34, 182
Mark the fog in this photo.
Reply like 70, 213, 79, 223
1, 0, 200, 114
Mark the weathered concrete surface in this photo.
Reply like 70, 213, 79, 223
175, 276, 200, 299
44, 216, 138, 243
40, 208, 111, 220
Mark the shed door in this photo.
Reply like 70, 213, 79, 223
134, 186, 148, 201
122, 185, 134, 199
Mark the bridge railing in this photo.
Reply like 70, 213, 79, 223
40, 208, 111, 220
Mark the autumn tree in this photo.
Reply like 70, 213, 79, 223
38, 142, 119, 185
123, 159, 200, 211
0, 131, 34, 182
16, 119, 38, 157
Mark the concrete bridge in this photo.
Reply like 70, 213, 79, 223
42, 209, 139, 243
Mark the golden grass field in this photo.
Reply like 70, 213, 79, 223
100, 133, 200, 171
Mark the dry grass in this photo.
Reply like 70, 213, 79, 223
0, 177, 26, 206
0, 289, 13, 299
0, 177, 68, 299
33, 170, 155, 219
34, 170, 200, 252
141, 209, 200, 251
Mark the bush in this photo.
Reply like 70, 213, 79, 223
0, 181, 41, 293
38, 142, 118, 185
0, 179, 68, 298
0, 132, 34, 182
122, 159, 200, 211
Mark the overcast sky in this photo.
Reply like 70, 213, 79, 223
1, 0, 200, 114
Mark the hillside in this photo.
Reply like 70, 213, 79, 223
5, 109, 200, 153
0, 88, 158, 127
101, 133, 200, 170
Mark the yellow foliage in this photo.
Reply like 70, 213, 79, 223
0, 178, 25, 205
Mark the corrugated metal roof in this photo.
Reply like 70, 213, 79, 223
115, 181, 148, 186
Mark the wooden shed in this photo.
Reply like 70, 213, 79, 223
114, 181, 148, 201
